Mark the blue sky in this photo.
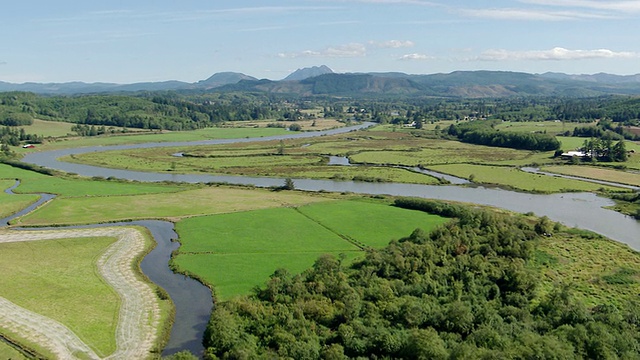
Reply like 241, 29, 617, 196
2, 0, 639, 83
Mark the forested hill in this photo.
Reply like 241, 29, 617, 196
4, 70, 640, 97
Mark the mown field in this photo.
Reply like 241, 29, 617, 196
0, 236, 119, 357
172, 200, 448, 300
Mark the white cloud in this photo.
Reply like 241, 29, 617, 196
369, 40, 415, 48
278, 43, 367, 58
399, 53, 434, 60
476, 47, 639, 61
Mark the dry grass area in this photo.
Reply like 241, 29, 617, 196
541, 165, 640, 187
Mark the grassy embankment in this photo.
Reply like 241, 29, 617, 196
0, 236, 120, 357
172, 200, 449, 300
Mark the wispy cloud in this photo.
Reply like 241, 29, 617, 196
476, 47, 639, 61
369, 40, 414, 48
398, 53, 434, 60
458, 7, 610, 20
278, 43, 367, 58
333, 0, 440, 5
38, 6, 342, 24
520, 0, 640, 13
0, 61, 7, 66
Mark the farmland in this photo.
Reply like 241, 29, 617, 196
172, 201, 449, 300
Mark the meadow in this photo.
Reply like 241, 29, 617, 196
172, 200, 449, 300
0, 236, 119, 356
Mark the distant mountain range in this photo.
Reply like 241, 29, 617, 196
3, 66, 640, 98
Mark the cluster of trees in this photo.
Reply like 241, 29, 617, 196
447, 121, 561, 151
70, 124, 127, 136
1, 126, 43, 156
571, 119, 640, 141
203, 199, 640, 359
1, 126, 42, 146
580, 138, 628, 162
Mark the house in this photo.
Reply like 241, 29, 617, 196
22, 144, 35, 149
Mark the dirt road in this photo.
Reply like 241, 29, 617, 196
0, 227, 162, 359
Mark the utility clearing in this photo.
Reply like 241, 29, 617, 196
0, 227, 161, 360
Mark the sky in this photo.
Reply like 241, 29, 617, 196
2, 0, 640, 84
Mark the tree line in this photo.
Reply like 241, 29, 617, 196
446, 121, 561, 151
202, 199, 640, 359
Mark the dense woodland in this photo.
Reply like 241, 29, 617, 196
203, 199, 640, 359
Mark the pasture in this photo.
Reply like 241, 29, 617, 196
172, 201, 448, 300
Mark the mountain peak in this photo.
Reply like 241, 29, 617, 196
283, 65, 334, 81
197, 72, 257, 88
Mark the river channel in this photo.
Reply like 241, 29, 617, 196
14, 122, 640, 356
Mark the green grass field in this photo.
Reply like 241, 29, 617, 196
15, 186, 331, 226
0, 342, 28, 360
427, 164, 624, 193
0, 236, 119, 357
19, 119, 76, 138
0, 179, 40, 218
296, 200, 449, 248
495, 120, 590, 135
172, 201, 448, 300
0, 163, 188, 197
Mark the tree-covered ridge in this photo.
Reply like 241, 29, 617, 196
203, 199, 639, 359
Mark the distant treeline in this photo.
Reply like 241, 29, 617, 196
2, 91, 640, 134
203, 198, 640, 359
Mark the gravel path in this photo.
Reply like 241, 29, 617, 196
0, 227, 162, 359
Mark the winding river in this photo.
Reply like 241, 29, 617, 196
8, 122, 640, 356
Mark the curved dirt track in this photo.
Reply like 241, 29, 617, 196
0, 227, 162, 360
